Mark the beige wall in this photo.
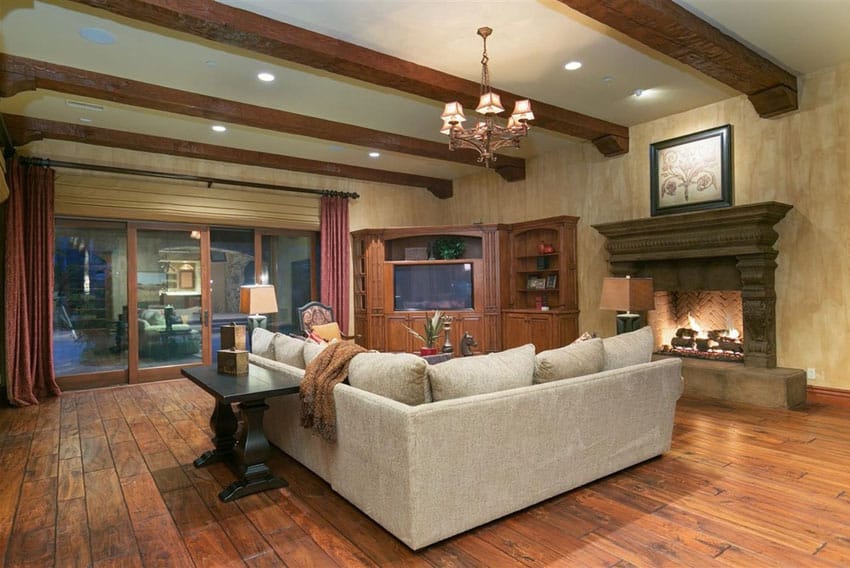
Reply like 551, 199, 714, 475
442, 60, 850, 390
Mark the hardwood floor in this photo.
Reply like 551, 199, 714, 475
1, 380, 849, 567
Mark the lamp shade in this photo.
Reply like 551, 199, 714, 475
240, 284, 278, 315
599, 277, 655, 312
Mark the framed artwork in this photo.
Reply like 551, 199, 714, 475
527, 276, 546, 290
545, 274, 558, 289
650, 124, 732, 216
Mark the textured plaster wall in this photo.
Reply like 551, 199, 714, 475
443, 61, 850, 390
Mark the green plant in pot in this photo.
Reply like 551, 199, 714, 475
404, 311, 447, 355
431, 237, 465, 260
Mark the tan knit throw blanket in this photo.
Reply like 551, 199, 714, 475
299, 341, 367, 442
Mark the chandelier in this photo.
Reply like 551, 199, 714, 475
440, 27, 534, 167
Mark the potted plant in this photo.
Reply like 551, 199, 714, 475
431, 236, 465, 260
404, 311, 447, 355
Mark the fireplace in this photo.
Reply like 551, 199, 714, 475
593, 202, 806, 408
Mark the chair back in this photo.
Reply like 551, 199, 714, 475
297, 301, 335, 334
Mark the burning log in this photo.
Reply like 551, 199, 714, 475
675, 328, 697, 338
718, 341, 743, 353
671, 336, 695, 348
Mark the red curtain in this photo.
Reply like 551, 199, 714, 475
319, 195, 351, 334
4, 158, 60, 405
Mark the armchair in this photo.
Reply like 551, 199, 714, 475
296, 301, 357, 342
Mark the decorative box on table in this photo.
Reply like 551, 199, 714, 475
217, 348, 249, 375
220, 323, 247, 350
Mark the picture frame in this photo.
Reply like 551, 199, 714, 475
527, 276, 546, 290
545, 274, 557, 289
650, 124, 732, 216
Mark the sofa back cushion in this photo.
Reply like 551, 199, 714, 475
272, 333, 306, 369
428, 344, 535, 401
303, 339, 328, 365
348, 352, 431, 405
252, 327, 277, 359
602, 326, 654, 370
534, 338, 604, 384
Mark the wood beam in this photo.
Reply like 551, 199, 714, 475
0, 54, 520, 183
3, 115, 454, 199
557, 0, 798, 118
66, 0, 629, 155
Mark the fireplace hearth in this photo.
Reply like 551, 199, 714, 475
593, 202, 806, 408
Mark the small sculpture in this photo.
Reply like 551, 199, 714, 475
460, 332, 477, 357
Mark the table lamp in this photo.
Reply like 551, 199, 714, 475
240, 284, 278, 333
599, 276, 655, 334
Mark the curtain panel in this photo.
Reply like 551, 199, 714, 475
319, 196, 351, 334
4, 158, 60, 405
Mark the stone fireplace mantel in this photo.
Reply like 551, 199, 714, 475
593, 202, 805, 408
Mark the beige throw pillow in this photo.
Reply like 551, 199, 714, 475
534, 338, 604, 384
602, 326, 655, 370
272, 333, 306, 369
428, 344, 535, 401
251, 327, 276, 359
302, 340, 328, 365
348, 352, 431, 405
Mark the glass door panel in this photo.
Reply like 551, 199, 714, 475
53, 220, 128, 380
261, 233, 315, 334
135, 229, 204, 369
209, 228, 255, 360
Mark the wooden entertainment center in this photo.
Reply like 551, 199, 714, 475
351, 216, 579, 355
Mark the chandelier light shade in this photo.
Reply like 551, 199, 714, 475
440, 27, 534, 167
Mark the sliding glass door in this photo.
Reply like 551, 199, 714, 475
133, 227, 208, 376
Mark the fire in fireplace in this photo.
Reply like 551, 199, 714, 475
650, 291, 744, 363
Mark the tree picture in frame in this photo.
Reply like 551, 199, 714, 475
650, 124, 732, 216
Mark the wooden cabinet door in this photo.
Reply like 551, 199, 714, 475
501, 312, 530, 350
527, 314, 554, 352
385, 315, 413, 353
452, 314, 484, 355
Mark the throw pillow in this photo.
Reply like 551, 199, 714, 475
534, 337, 604, 384
428, 344, 535, 401
311, 322, 342, 342
348, 352, 431, 405
571, 331, 598, 344
302, 340, 328, 365
602, 326, 655, 370
140, 309, 165, 326
272, 333, 306, 369
251, 327, 277, 359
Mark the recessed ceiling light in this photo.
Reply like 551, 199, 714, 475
633, 88, 651, 98
204, 59, 217, 67
79, 117, 92, 123
368, 152, 381, 158
602, 76, 614, 84
564, 61, 582, 71
211, 125, 227, 132
79, 27, 116, 45
257, 72, 275, 82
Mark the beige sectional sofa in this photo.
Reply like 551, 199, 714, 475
251, 327, 683, 550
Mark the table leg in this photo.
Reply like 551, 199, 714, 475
193, 400, 238, 467
218, 398, 287, 502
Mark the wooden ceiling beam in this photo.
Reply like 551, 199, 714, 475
557, 0, 798, 118
0, 54, 520, 182
3, 115, 454, 199
66, 0, 629, 155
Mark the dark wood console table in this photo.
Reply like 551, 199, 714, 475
181, 364, 300, 501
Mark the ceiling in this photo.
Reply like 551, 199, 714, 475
2, 0, 849, 198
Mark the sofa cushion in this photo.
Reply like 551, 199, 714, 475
602, 326, 655, 370
273, 333, 306, 369
251, 327, 277, 359
348, 352, 431, 405
534, 337, 604, 384
428, 344, 535, 401
140, 308, 165, 326
303, 340, 328, 365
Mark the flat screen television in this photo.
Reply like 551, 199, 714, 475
393, 262, 473, 311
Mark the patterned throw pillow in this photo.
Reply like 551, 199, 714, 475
427, 344, 535, 401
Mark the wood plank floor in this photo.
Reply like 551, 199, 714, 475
1, 380, 849, 567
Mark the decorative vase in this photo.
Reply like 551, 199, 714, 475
537, 241, 546, 254
420, 346, 438, 356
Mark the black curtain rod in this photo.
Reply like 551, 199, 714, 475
17, 157, 359, 199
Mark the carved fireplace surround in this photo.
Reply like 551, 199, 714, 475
593, 201, 806, 408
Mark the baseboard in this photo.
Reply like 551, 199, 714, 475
807, 385, 850, 408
